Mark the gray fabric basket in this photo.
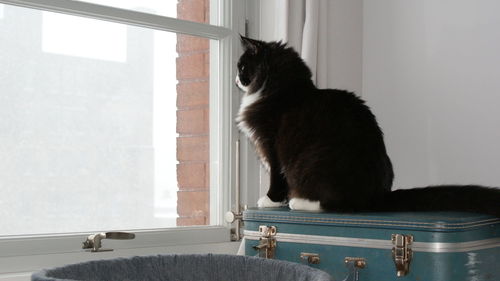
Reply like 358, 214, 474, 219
32, 254, 334, 281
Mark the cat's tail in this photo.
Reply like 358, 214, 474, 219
377, 185, 500, 217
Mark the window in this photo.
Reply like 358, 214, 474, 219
0, 0, 242, 277
42, 11, 128, 62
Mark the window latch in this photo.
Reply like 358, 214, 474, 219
82, 232, 135, 252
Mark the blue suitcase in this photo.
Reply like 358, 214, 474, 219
243, 207, 500, 281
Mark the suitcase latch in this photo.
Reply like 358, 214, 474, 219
391, 234, 414, 277
253, 225, 277, 259
300, 252, 321, 264
343, 257, 367, 281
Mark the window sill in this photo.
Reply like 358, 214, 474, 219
0, 226, 231, 258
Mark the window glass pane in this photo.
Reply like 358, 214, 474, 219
79, 0, 213, 25
0, 4, 212, 236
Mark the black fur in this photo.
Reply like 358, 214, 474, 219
237, 36, 500, 217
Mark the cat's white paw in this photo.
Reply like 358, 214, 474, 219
289, 198, 322, 211
257, 195, 287, 208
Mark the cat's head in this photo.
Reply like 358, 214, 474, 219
236, 36, 312, 94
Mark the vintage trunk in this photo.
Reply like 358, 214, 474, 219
243, 208, 500, 281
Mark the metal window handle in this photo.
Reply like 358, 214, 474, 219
82, 232, 135, 252
225, 211, 243, 223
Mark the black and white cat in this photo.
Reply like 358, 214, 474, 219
236, 36, 500, 217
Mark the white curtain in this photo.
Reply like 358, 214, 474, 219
274, 0, 330, 88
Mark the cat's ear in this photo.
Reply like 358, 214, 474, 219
240, 35, 262, 54
276, 40, 286, 48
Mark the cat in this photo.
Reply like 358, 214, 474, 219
236, 35, 500, 217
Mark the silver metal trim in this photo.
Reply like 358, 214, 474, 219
235, 139, 240, 219
227, 140, 243, 241
244, 230, 500, 253
412, 239, 500, 253
243, 214, 500, 230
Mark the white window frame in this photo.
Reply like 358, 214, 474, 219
0, 0, 246, 278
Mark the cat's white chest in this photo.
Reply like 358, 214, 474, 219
236, 90, 262, 141
236, 90, 270, 170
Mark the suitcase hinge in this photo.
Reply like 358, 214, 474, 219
253, 225, 277, 259
391, 234, 414, 277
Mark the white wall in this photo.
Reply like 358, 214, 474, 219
363, 0, 500, 189
325, 0, 363, 94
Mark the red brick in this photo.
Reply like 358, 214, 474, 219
205, 167, 210, 190
177, 0, 208, 23
177, 190, 209, 216
176, 0, 211, 229
177, 81, 209, 109
177, 136, 209, 162
177, 34, 210, 53
204, 53, 210, 76
177, 216, 208, 226
177, 163, 207, 188
205, 0, 210, 23
176, 53, 209, 80
177, 108, 209, 135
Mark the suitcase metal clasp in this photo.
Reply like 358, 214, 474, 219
253, 225, 277, 259
300, 252, 321, 264
342, 257, 366, 281
391, 234, 414, 277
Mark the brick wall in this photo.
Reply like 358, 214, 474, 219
176, 0, 210, 226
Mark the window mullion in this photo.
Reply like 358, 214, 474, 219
0, 0, 232, 39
